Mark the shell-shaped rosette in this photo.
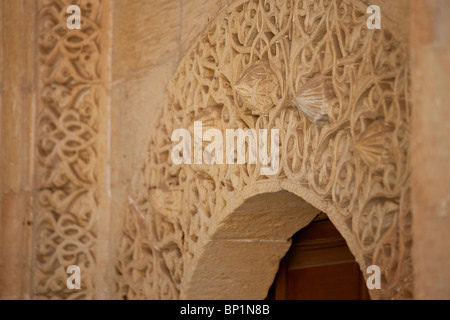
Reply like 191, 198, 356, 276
293, 74, 335, 126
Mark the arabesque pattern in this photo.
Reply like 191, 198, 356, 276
35, 0, 104, 299
115, 0, 412, 300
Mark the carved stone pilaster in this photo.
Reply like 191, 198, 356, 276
34, 0, 109, 299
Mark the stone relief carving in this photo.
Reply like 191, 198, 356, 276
34, 0, 104, 299
235, 59, 279, 116
114, 0, 412, 300
293, 74, 333, 125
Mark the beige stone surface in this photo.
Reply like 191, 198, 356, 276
110, 63, 177, 186
181, 0, 231, 55
211, 191, 319, 240
182, 239, 292, 300
411, 0, 450, 300
112, 0, 181, 80
0, 0, 35, 299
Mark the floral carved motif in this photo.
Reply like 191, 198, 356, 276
235, 60, 279, 116
35, 0, 105, 299
116, 0, 412, 300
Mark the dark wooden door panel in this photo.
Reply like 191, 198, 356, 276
268, 217, 370, 300
287, 262, 362, 300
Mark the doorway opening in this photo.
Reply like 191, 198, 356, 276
267, 213, 370, 300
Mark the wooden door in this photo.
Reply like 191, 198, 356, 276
268, 214, 370, 300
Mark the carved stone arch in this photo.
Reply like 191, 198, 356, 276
115, 0, 412, 300
181, 189, 321, 300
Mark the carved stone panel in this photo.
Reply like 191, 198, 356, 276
34, 0, 109, 299
116, 0, 412, 300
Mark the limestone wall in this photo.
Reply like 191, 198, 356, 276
0, 0, 448, 300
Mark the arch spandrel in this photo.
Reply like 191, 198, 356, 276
116, 0, 412, 300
